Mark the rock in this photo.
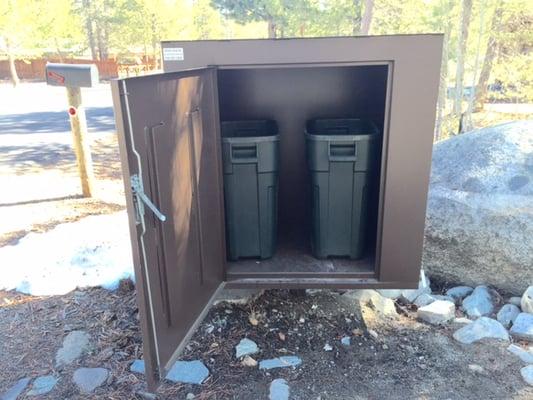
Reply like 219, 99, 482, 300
446, 286, 474, 304
0, 377, 30, 400
345, 289, 397, 317
417, 300, 456, 324
521, 365, 533, 386
507, 344, 533, 364
423, 122, 533, 295
130, 358, 211, 383
136, 391, 157, 400
55, 330, 90, 367
497, 304, 521, 328
323, 343, 333, 351
521, 286, 533, 314
453, 317, 509, 344
73, 368, 109, 393
453, 317, 472, 325
462, 286, 494, 319
186, 393, 195, 400
259, 356, 302, 370
400, 270, 431, 303
341, 336, 351, 346
509, 297, 523, 307
130, 359, 145, 374
368, 329, 379, 339
510, 313, 533, 341
414, 293, 454, 308
468, 364, 484, 374
413, 293, 436, 308
241, 356, 258, 367
432, 294, 455, 302
166, 360, 209, 384
214, 289, 264, 305
235, 338, 259, 358
269, 378, 289, 400
376, 289, 403, 299
27, 375, 57, 396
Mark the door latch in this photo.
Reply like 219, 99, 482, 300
131, 174, 167, 222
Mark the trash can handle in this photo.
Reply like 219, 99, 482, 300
231, 143, 258, 163
329, 141, 357, 161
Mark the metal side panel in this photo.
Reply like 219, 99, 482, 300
110, 67, 225, 390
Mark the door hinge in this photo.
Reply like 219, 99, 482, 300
131, 174, 167, 223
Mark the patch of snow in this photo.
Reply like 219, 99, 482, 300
0, 212, 133, 296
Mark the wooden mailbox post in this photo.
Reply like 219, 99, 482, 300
45, 63, 99, 197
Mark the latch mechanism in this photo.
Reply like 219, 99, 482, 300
131, 174, 167, 222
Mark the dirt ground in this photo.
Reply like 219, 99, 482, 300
1, 286, 532, 400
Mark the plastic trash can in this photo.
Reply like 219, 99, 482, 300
221, 120, 279, 260
306, 118, 379, 259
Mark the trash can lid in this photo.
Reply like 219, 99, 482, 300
221, 120, 278, 138
305, 118, 379, 140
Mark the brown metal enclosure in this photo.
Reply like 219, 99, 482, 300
217, 65, 387, 283
112, 35, 443, 389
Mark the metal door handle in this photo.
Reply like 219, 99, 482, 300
131, 174, 167, 222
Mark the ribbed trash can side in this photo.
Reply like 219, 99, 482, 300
306, 119, 378, 260
222, 121, 279, 260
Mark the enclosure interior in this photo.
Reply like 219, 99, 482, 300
217, 65, 389, 276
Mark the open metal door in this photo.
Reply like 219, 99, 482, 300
111, 68, 226, 390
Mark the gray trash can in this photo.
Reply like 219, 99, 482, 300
221, 120, 279, 260
306, 118, 379, 259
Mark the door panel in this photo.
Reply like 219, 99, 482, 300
111, 68, 225, 390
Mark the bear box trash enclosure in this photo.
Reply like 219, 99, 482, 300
110, 35, 443, 390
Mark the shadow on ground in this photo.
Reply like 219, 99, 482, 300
0, 134, 122, 180
0, 107, 115, 134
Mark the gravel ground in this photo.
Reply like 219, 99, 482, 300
1, 287, 532, 399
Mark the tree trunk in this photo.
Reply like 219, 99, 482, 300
87, 21, 98, 60
54, 38, 65, 63
103, 21, 110, 60
453, 0, 473, 117
151, 12, 158, 60
462, 1, 487, 133
352, 0, 362, 35
5, 37, 20, 87
82, 0, 98, 60
96, 22, 108, 60
474, 6, 503, 112
267, 18, 277, 38
360, 0, 374, 35
435, 0, 454, 141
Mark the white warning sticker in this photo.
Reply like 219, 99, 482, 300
163, 47, 184, 61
